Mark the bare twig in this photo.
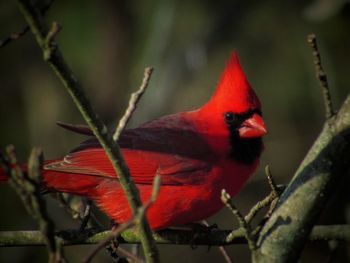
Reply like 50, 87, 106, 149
325, 240, 339, 263
0, 27, 29, 48
221, 189, 256, 250
16, 1, 159, 262
265, 167, 286, 218
27, 148, 59, 262
244, 192, 276, 225
45, 21, 61, 44
264, 165, 279, 197
307, 34, 335, 119
2, 146, 65, 263
106, 239, 144, 263
82, 220, 136, 263
244, 166, 282, 225
113, 67, 154, 141
0, 0, 54, 48
217, 246, 233, 263
44, 21, 61, 60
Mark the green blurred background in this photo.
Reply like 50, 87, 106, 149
0, 0, 349, 262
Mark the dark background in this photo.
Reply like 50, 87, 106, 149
0, 0, 349, 262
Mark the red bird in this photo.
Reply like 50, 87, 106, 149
1, 52, 267, 230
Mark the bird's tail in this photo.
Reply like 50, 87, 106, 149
0, 160, 100, 192
0, 161, 104, 201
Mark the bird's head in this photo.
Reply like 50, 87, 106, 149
196, 52, 267, 164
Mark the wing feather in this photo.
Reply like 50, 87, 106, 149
45, 148, 212, 186
47, 113, 214, 185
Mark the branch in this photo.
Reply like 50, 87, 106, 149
113, 67, 154, 141
0, 225, 349, 247
16, 1, 159, 262
254, 83, 350, 261
0, 0, 54, 48
307, 34, 335, 119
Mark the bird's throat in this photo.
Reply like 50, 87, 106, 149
228, 131, 263, 165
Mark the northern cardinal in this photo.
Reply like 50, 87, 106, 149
1, 52, 267, 230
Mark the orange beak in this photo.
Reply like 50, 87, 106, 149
239, 113, 267, 138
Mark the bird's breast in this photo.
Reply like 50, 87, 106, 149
213, 157, 260, 198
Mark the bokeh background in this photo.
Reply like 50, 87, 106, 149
0, 0, 349, 262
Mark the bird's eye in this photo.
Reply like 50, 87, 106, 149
224, 112, 236, 124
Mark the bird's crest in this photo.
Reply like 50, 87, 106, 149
208, 52, 261, 113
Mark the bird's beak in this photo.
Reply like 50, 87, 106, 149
239, 113, 267, 138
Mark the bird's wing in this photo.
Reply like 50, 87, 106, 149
46, 114, 214, 186
45, 147, 212, 186
57, 112, 212, 160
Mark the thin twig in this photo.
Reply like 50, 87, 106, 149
115, 245, 144, 263
264, 165, 279, 197
0, 0, 54, 48
325, 240, 339, 263
221, 189, 256, 250
131, 244, 142, 261
244, 166, 284, 226
264, 166, 286, 218
3, 146, 65, 263
82, 220, 136, 263
16, 1, 159, 262
45, 21, 61, 44
105, 239, 143, 263
113, 67, 154, 141
244, 192, 276, 225
27, 148, 58, 261
44, 21, 61, 60
217, 246, 233, 263
307, 34, 335, 119
0, 27, 29, 48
